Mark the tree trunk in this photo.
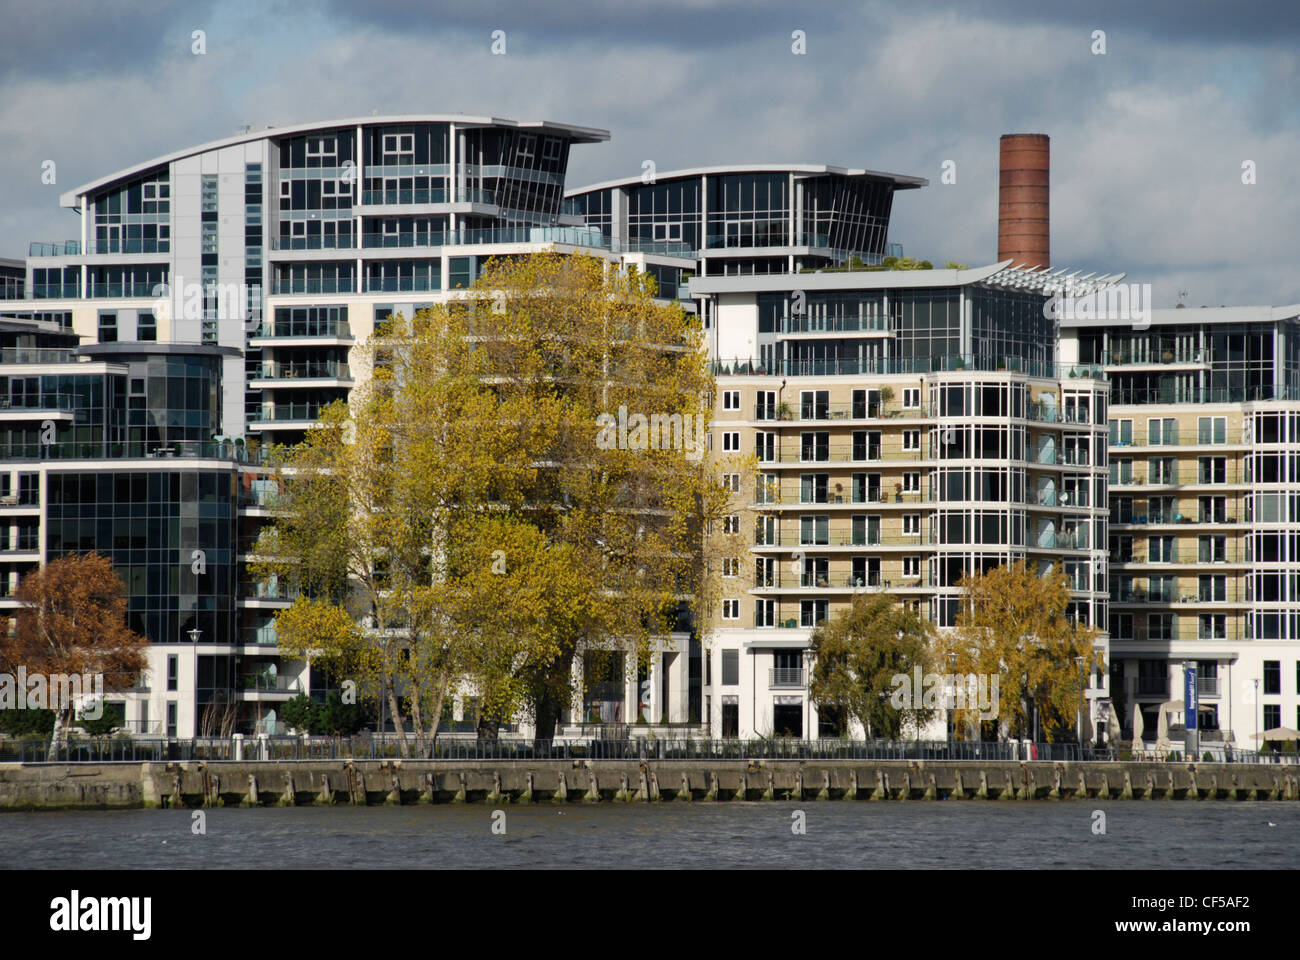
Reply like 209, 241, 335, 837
385, 685, 409, 758
409, 693, 425, 754
529, 645, 577, 748
48, 707, 70, 762
425, 678, 450, 758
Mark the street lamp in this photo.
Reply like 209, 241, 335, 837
1254, 678, 1260, 754
188, 627, 201, 643
1074, 655, 1086, 747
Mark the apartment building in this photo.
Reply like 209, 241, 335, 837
3, 116, 1295, 747
3, 115, 703, 738
682, 263, 1117, 739
1062, 305, 1300, 749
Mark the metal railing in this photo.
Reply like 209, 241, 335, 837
713, 355, 1104, 380
3, 736, 1297, 764
769, 668, 806, 687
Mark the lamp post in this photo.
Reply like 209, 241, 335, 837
188, 627, 201, 643
948, 652, 957, 744
1254, 677, 1260, 756
1074, 655, 1085, 747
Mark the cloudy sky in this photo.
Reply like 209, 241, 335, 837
2, 0, 1297, 307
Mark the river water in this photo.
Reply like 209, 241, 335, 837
4, 802, 1298, 869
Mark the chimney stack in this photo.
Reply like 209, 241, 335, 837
997, 133, 1050, 268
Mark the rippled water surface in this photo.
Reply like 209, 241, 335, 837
4, 801, 1298, 869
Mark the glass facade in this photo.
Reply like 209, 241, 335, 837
45, 470, 238, 645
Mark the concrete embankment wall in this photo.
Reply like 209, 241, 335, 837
1, 759, 1298, 810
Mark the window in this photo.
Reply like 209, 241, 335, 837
800, 473, 829, 504
167, 655, 178, 692
721, 558, 740, 578
98, 312, 117, 343
722, 431, 740, 452
903, 514, 920, 535
1197, 417, 1227, 444
902, 387, 920, 409
755, 390, 776, 420
166, 702, 177, 738
1264, 704, 1281, 729
800, 599, 828, 627
722, 390, 740, 410
1149, 614, 1174, 641
800, 515, 829, 545
1109, 418, 1133, 445
1148, 536, 1174, 562
1198, 457, 1226, 484
903, 556, 920, 578
800, 390, 829, 420
1145, 418, 1176, 445
721, 649, 739, 685
723, 473, 741, 493
801, 431, 829, 462
722, 599, 740, 620
137, 312, 157, 341
1264, 660, 1280, 695
722, 515, 740, 534
1198, 536, 1226, 563
902, 471, 920, 492
1199, 615, 1226, 640
903, 429, 920, 451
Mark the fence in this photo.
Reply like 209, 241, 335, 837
3, 735, 1295, 764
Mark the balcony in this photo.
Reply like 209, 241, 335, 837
29, 241, 80, 257
270, 235, 357, 251
780, 315, 891, 335
255, 361, 352, 382
0, 348, 77, 365
1197, 677, 1221, 698
1132, 677, 1170, 698
254, 321, 353, 340
252, 403, 327, 424
360, 187, 497, 206
769, 668, 806, 688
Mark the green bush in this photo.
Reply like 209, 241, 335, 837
0, 708, 55, 736
1202, 752, 1215, 762
280, 691, 369, 736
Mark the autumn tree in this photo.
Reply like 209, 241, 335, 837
257, 252, 737, 749
0, 552, 148, 757
808, 592, 937, 739
944, 561, 1099, 742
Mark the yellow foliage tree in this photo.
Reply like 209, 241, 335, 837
944, 561, 1099, 742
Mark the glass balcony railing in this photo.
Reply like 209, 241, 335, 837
0, 348, 77, 365
87, 283, 161, 299
28, 241, 80, 257
780, 314, 890, 334
360, 187, 498, 206
713, 355, 1104, 380
254, 403, 327, 422
269, 235, 358, 251
255, 361, 352, 380
269, 278, 356, 295
0, 394, 73, 411
83, 239, 171, 255
255, 320, 352, 339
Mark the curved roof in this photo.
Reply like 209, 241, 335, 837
60, 114, 611, 208
566, 163, 927, 197
688, 261, 1124, 296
